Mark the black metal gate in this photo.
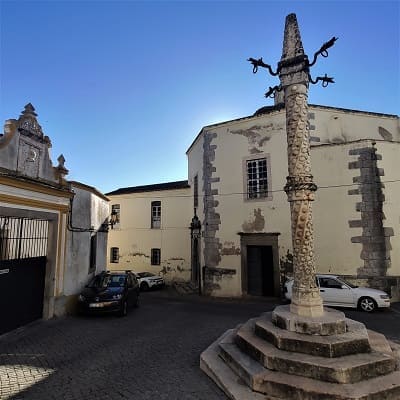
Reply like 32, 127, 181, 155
0, 216, 48, 335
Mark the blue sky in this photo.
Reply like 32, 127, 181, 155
1, 1, 399, 194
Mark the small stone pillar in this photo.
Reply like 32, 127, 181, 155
279, 14, 323, 317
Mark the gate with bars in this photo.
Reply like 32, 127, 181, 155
0, 216, 49, 335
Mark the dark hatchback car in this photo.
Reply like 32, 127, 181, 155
78, 271, 140, 316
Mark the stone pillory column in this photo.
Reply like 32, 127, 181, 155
201, 16, 400, 399
279, 14, 323, 317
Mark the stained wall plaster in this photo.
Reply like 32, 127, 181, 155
230, 123, 283, 153
242, 208, 265, 232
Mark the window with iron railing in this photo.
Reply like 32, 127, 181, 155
151, 201, 161, 229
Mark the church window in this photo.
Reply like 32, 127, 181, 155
246, 158, 268, 199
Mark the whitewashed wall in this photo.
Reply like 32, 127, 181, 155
107, 187, 192, 282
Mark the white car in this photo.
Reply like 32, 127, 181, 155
134, 272, 165, 291
284, 274, 391, 312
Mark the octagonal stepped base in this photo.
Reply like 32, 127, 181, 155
235, 319, 396, 384
255, 314, 370, 358
200, 313, 400, 400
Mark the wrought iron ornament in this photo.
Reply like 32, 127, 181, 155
248, 16, 337, 99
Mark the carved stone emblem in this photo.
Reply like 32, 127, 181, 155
17, 140, 41, 178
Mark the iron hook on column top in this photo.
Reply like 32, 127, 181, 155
309, 73, 335, 87
247, 57, 279, 76
309, 37, 338, 67
264, 85, 282, 98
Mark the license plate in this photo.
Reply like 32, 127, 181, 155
89, 303, 104, 308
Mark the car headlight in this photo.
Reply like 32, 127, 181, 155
78, 294, 85, 302
380, 295, 390, 299
113, 294, 122, 300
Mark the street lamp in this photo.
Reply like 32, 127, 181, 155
190, 208, 202, 295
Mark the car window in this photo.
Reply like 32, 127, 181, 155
109, 275, 126, 287
87, 275, 106, 288
87, 274, 126, 288
319, 278, 342, 289
138, 272, 154, 278
337, 277, 358, 288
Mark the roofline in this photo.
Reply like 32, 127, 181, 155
69, 180, 109, 202
311, 138, 400, 150
186, 107, 284, 155
308, 104, 398, 119
185, 104, 399, 154
106, 179, 190, 196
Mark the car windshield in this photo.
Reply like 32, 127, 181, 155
87, 274, 126, 288
336, 277, 358, 288
138, 272, 155, 278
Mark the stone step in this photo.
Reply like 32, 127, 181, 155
368, 329, 395, 356
255, 313, 371, 358
200, 329, 268, 400
172, 281, 198, 295
219, 334, 400, 400
235, 320, 396, 383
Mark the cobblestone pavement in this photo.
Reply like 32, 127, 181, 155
0, 292, 278, 400
0, 291, 399, 400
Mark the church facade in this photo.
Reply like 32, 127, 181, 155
107, 103, 400, 300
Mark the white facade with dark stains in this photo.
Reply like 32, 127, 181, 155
106, 182, 192, 282
187, 104, 400, 299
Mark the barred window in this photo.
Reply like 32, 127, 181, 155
151, 201, 161, 229
110, 247, 119, 263
151, 248, 161, 265
247, 158, 268, 199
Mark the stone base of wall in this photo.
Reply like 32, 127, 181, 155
53, 294, 79, 317
342, 275, 400, 302
203, 266, 236, 296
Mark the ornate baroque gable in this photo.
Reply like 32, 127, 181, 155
0, 104, 68, 186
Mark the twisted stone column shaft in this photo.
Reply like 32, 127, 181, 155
284, 83, 323, 317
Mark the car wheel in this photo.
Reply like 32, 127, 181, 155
358, 297, 377, 312
141, 282, 149, 291
134, 294, 140, 308
118, 300, 128, 317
